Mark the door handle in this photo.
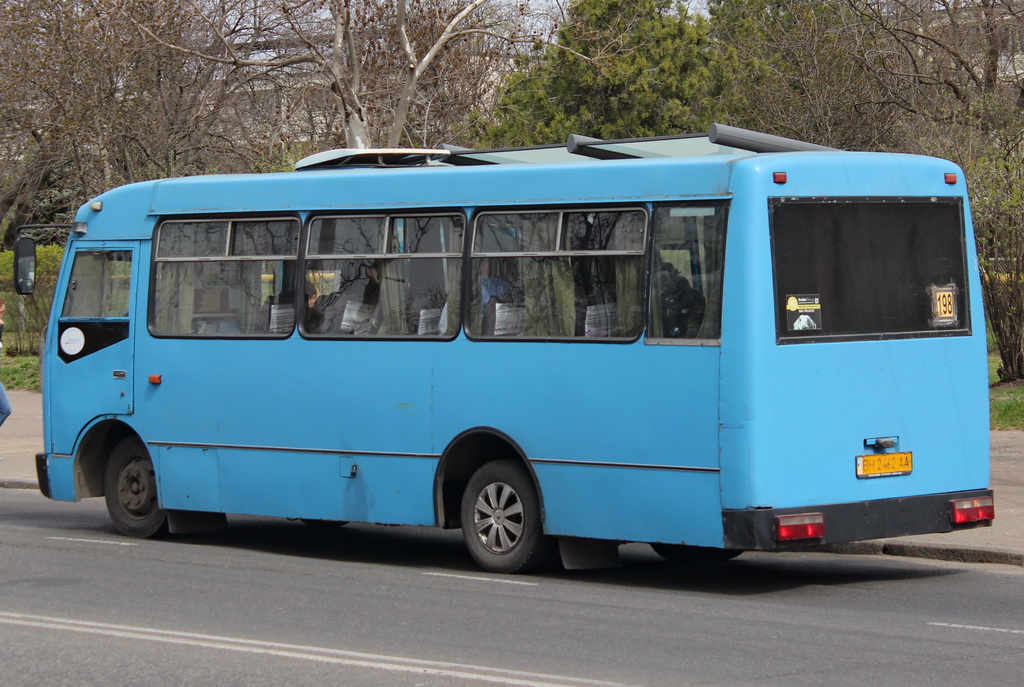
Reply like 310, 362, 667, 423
113, 370, 127, 379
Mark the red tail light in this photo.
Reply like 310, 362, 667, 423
776, 513, 825, 541
950, 496, 994, 525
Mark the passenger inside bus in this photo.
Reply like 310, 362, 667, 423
655, 261, 705, 337
303, 290, 324, 332
478, 259, 524, 336
311, 263, 381, 334
258, 280, 321, 333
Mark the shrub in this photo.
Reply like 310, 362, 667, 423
0, 244, 64, 356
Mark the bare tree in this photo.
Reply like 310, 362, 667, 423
840, 0, 1024, 380
0, 0, 277, 240
118, 0, 536, 149
712, 0, 1024, 380
843, 1, 1024, 112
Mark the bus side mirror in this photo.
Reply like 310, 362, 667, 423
14, 235, 37, 295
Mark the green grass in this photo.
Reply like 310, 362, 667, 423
6, 353, 1024, 429
0, 355, 40, 391
989, 355, 1024, 429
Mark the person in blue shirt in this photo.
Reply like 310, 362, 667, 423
479, 259, 514, 314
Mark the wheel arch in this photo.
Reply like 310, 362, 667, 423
74, 419, 142, 499
433, 426, 544, 529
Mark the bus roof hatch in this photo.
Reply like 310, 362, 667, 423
294, 148, 450, 171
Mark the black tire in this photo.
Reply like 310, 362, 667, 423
103, 437, 169, 538
650, 543, 741, 564
461, 459, 557, 574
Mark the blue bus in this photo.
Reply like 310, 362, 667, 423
16, 125, 994, 573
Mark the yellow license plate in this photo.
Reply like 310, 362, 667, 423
856, 452, 913, 478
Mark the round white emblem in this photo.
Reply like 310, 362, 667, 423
60, 327, 86, 356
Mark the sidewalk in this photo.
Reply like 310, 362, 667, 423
1, 390, 1021, 566
0, 391, 43, 489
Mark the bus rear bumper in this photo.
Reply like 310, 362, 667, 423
722, 489, 994, 550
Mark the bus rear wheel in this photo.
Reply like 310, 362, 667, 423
104, 437, 169, 538
461, 459, 556, 574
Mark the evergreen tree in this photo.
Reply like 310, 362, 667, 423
481, 0, 727, 146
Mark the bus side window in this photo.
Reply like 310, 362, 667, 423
565, 210, 645, 338
468, 209, 644, 340
152, 218, 300, 337
304, 214, 463, 338
648, 205, 727, 341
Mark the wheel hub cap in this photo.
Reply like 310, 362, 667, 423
474, 481, 525, 555
118, 458, 156, 519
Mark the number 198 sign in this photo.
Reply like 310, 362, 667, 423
929, 284, 958, 327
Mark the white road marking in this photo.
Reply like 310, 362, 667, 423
929, 622, 1024, 636
45, 536, 137, 547
422, 572, 539, 586
0, 612, 635, 687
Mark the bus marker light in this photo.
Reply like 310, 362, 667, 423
776, 513, 825, 541
148, 375, 162, 385
944, 173, 957, 184
950, 496, 994, 525
773, 172, 787, 184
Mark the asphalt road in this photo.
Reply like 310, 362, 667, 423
1, 489, 1023, 687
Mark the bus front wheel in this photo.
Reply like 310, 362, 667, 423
460, 459, 556, 574
103, 437, 169, 538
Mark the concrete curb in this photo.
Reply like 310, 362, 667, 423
0, 478, 38, 490
819, 541, 1024, 567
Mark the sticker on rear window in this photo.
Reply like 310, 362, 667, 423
786, 294, 821, 331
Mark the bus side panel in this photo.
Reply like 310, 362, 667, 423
137, 333, 723, 539
137, 337, 441, 524
718, 192, 770, 511
152, 445, 221, 512
338, 457, 437, 525
216, 450, 346, 520
534, 466, 723, 546
438, 342, 723, 545
214, 451, 437, 524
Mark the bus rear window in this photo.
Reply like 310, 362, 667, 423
771, 198, 969, 342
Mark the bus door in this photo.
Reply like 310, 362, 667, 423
48, 245, 137, 454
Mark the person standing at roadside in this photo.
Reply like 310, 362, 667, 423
0, 297, 11, 429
